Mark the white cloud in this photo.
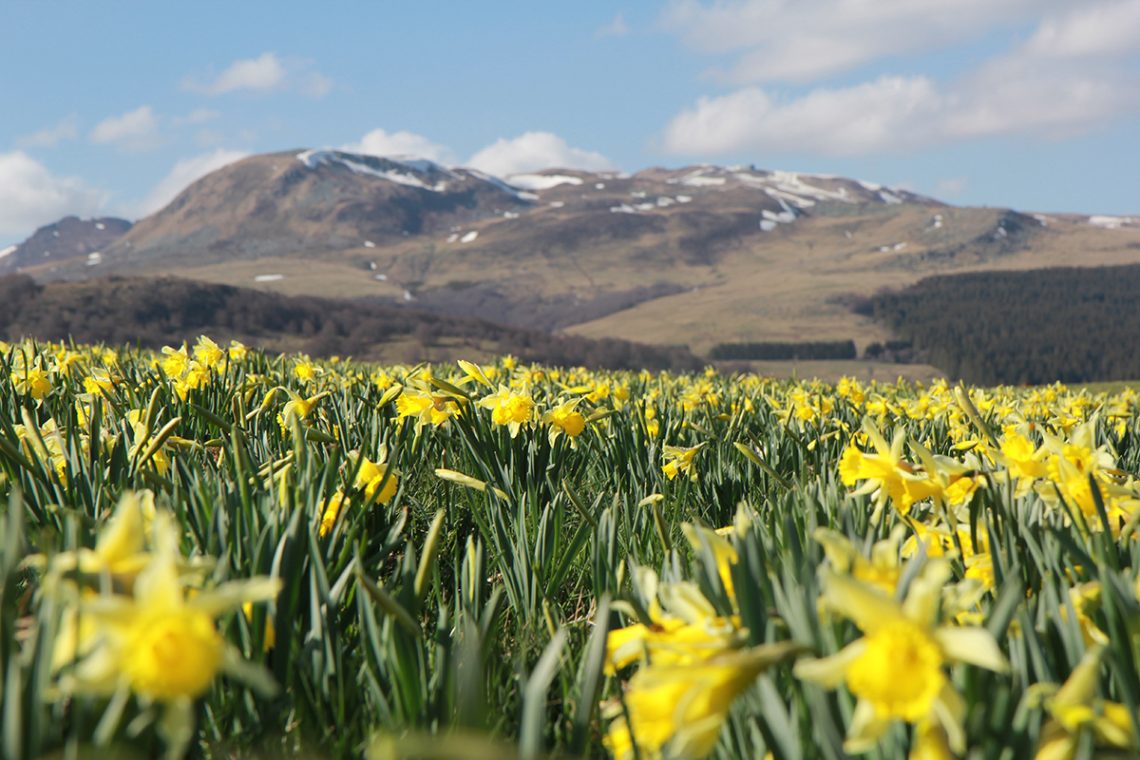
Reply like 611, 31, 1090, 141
343, 128, 453, 162
662, 2, 1140, 157
299, 71, 334, 99
193, 129, 226, 148
466, 132, 614, 176
661, 0, 1058, 84
16, 115, 79, 149
177, 108, 220, 125
90, 105, 160, 151
663, 77, 943, 156
0, 151, 106, 239
934, 177, 968, 198
1024, 0, 1140, 59
944, 68, 1131, 141
596, 13, 629, 38
137, 148, 249, 217
188, 52, 285, 95
184, 53, 332, 98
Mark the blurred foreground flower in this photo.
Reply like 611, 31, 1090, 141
1030, 647, 1136, 760
49, 493, 281, 758
795, 556, 1007, 757
604, 642, 802, 760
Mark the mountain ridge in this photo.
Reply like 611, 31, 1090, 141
7, 149, 1140, 356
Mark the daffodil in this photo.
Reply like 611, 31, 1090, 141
605, 569, 744, 675
45, 490, 157, 588
457, 359, 493, 388
13, 357, 53, 400
603, 642, 803, 760
15, 416, 72, 482
603, 561, 801, 760
662, 442, 705, 481
840, 422, 940, 519
352, 452, 399, 505
51, 506, 280, 758
998, 429, 1047, 492
192, 335, 225, 368
794, 557, 1008, 756
318, 489, 349, 537
277, 389, 328, 433
160, 343, 190, 378
681, 522, 739, 601
127, 409, 173, 476
227, 339, 248, 361
172, 360, 211, 400
814, 527, 904, 598
395, 385, 460, 431
293, 356, 320, 383
477, 384, 535, 437
1031, 647, 1137, 760
542, 397, 587, 446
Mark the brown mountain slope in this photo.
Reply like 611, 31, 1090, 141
0, 216, 131, 274
14, 152, 1140, 355
95, 151, 530, 268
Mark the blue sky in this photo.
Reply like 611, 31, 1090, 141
2, 1, 1139, 244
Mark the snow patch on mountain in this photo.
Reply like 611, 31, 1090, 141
1089, 215, 1136, 229
461, 168, 538, 201
506, 174, 584, 191
740, 170, 853, 205
297, 150, 455, 192
679, 174, 725, 187
759, 198, 798, 232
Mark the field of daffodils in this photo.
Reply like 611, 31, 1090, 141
2, 336, 1139, 760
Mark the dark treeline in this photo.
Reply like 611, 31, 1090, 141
869, 264, 1140, 384
708, 340, 856, 361
0, 275, 701, 371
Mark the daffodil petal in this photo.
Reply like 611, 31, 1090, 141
933, 626, 1008, 673
187, 577, 283, 617
793, 639, 867, 689
821, 569, 904, 633
902, 559, 953, 626
931, 683, 967, 754
844, 698, 891, 754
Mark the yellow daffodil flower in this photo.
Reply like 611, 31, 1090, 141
795, 557, 1008, 756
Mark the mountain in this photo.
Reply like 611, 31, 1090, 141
9, 151, 1140, 356
0, 216, 131, 274
90, 150, 530, 269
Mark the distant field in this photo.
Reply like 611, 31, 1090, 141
715, 358, 944, 383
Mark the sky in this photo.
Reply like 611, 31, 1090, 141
2, 0, 1139, 244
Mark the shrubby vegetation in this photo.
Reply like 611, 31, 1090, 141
0, 274, 700, 371
869, 264, 1140, 384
